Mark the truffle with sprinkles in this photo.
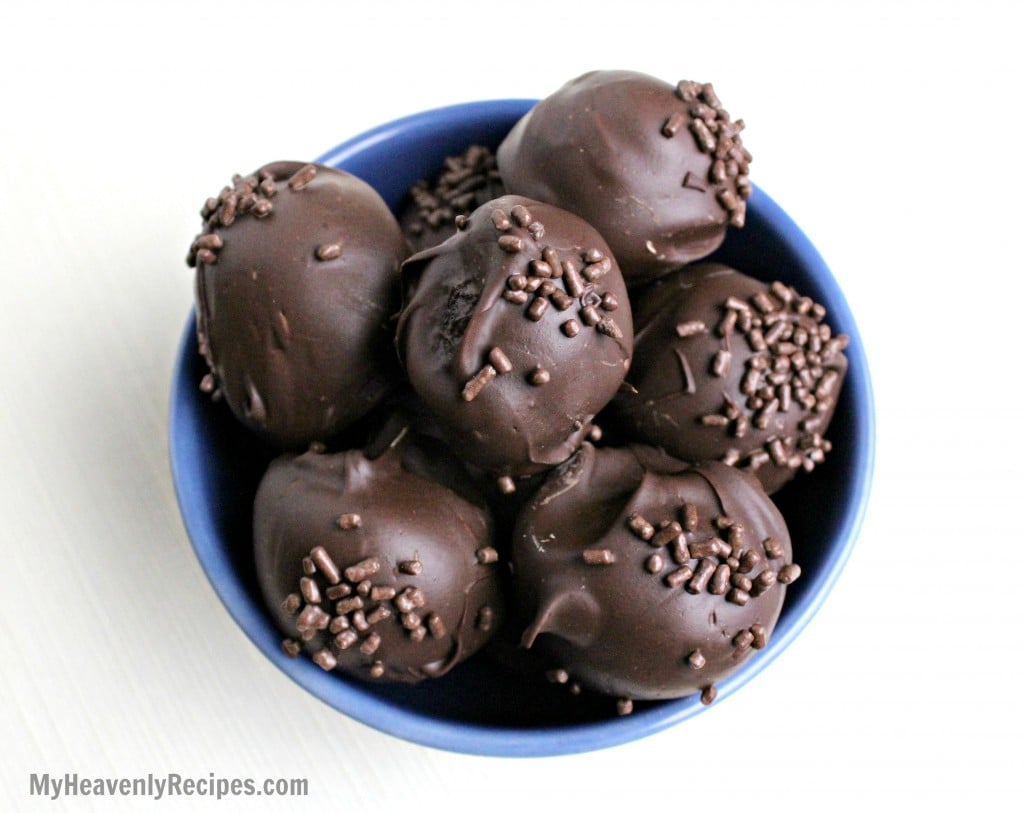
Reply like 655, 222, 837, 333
497, 70, 751, 286
512, 444, 797, 705
612, 263, 849, 494
254, 430, 503, 684
189, 161, 409, 449
396, 195, 633, 479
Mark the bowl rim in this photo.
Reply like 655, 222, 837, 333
170, 98, 876, 757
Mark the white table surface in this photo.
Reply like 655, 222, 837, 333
3, 1, 1022, 810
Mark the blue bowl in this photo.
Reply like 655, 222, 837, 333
170, 99, 875, 757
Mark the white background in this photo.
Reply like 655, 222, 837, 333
2, 1, 1022, 810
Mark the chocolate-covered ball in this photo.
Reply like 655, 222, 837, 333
396, 195, 633, 478
512, 443, 796, 702
612, 263, 849, 494
497, 70, 752, 285
188, 161, 409, 448
254, 436, 502, 684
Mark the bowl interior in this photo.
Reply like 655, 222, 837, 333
170, 99, 874, 756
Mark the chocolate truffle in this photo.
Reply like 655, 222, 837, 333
512, 443, 796, 702
395, 195, 633, 478
497, 70, 752, 285
254, 434, 502, 684
612, 263, 849, 494
398, 144, 506, 253
188, 161, 409, 448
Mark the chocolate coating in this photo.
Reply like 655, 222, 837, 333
497, 70, 751, 285
254, 437, 502, 684
189, 161, 409, 448
396, 195, 633, 477
512, 444, 793, 701
612, 263, 849, 494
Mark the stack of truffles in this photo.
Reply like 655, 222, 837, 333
186, 70, 849, 713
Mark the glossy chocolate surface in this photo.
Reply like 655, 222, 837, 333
513, 444, 795, 701
189, 161, 409, 448
254, 435, 502, 684
396, 195, 633, 477
613, 263, 848, 494
498, 71, 751, 285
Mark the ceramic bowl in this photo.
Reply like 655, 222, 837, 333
170, 99, 875, 757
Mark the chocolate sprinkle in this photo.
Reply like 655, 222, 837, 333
337, 513, 362, 530
763, 537, 784, 559
528, 367, 551, 386
462, 364, 497, 402
664, 566, 693, 588
726, 588, 751, 606
475, 547, 499, 564
312, 649, 337, 671
648, 522, 682, 549
687, 558, 716, 593
476, 605, 495, 632
751, 569, 777, 597
510, 204, 532, 227
344, 557, 381, 583
645, 553, 665, 574
310, 547, 341, 584
628, 513, 656, 541
597, 317, 624, 339
360, 632, 382, 655
676, 320, 707, 338
527, 297, 549, 321
299, 577, 321, 605
398, 559, 423, 576
404, 145, 504, 242
491, 208, 511, 231
498, 234, 525, 254
488, 346, 513, 375
427, 613, 447, 639
733, 629, 754, 650
547, 668, 570, 684
314, 243, 342, 261
326, 584, 352, 601
369, 585, 396, 602
583, 548, 616, 565
287, 164, 317, 191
